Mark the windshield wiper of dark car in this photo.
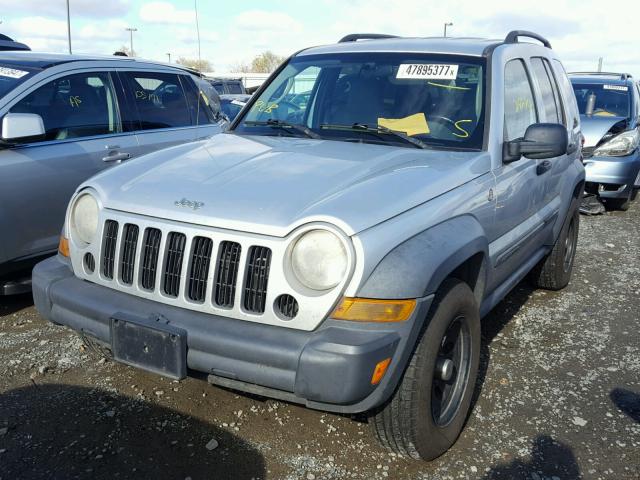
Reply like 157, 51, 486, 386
320, 122, 431, 149
244, 119, 321, 139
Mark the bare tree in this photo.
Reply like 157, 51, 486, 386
176, 57, 213, 72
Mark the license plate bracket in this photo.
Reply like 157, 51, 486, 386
111, 313, 187, 380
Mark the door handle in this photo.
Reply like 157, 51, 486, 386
536, 159, 552, 175
102, 152, 131, 163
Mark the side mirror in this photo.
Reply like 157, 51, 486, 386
1, 113, 46, 142
503, 123, 568, 163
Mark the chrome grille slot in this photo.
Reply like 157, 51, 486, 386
243, 246, 272, 314
120, 224, 139, 285
214, 241, 241, 308
101, 220, 119, 279
140, 228, 162, 290
187, 236, 213, 303
163, 232, 186, 297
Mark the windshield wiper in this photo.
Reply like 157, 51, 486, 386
320, 122, 431, 149
244, 119, 321, 139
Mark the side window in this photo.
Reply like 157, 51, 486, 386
553, 60, 579, 128
530, 57, 563, 124
9, 71, 119, 142
504, 59, 537, 141
120, 71, 191, 130
182, 76, 220, 125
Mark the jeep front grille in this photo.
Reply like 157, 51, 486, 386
97, 220, 271, 313
163, 232, 187, 297
187, 236, 213, 303
102, 220, 119, 279
243, 246, 272, 314
214, 241, 241, 308
120, 224, 139, 285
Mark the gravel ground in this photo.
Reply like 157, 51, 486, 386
1, 203, 639, 480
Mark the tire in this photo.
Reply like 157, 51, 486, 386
605, 196, 631, 211
370, 279, 481, 461
529, 204, 579, 290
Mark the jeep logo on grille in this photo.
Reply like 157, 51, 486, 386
174, 198, 205, 210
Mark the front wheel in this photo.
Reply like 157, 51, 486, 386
370, 279, 480, 461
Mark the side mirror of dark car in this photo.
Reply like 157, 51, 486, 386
1, 113, 46, 145
503, 123, 568, 163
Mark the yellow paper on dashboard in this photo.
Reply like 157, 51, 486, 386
378, 112, 430, 137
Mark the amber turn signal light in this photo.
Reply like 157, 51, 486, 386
331, 297, 416, 322
58, 236, 70, 258
371, 358, 392, 385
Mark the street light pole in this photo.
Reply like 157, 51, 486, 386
166, 53, 171, 63
126, 27, 137, 56
66, 0, 72, 53
443, 22, 453, 38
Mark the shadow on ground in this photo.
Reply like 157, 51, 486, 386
0, 293, 34, 318
482, 434, 581, 479
0, 384, 266, 480
610, 387, 640, 423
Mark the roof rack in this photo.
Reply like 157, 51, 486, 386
504, 30, 551, 49
568, 71, 632, 80
339, 33, 399, 43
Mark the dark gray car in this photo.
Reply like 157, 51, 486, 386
0, 52, 226, 294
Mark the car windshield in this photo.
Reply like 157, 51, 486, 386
572, 82, 631, 118
0, 63, 39, 98
234, 53, 486, 150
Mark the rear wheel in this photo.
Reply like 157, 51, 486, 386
529, 205, 579, 290
370, 279, 480, 461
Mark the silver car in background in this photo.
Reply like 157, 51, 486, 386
570, 72, 640, 210
0, 52, 226, 294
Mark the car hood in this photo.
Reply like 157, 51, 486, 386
87, 134, 491, 237
580, 114, 627, 147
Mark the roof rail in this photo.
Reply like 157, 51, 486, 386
504, 30, 551, 49
568, 71, 632, 80
339, 33, 399, 43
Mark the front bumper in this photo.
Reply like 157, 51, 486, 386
583, 150, 640, 199
33, 256, 433, 414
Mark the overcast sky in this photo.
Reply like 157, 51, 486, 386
0, 0, 637, 76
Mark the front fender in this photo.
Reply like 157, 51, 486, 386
356, 215, 489, 299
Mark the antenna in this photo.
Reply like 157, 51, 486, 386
194, 0, 202, 68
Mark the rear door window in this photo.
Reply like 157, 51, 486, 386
504, 59, 538, 141
119, 71, 192, 130
8, 71, 119, 142
553, 60, 580, 128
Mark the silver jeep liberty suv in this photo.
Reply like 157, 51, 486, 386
34, 31, 585, 460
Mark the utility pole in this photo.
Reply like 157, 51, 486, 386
443, 22, 453, 37
66, 0, 72, 54
126, 27, 137, 56
166, 52, 171, 63
597, 57, 603, 72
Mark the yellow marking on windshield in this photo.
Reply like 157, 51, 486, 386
378, 112, 430, 136
427, 81, 470, 91
69, 95, 82, 108
452, 119, 473, 138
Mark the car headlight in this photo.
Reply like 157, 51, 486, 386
70, 193, 99, 245
291, 230, 348, 290
594, 129, 640, 157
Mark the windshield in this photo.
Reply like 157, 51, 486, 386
234, 53, 486, 150
0, 64, 39, 98
572, 82, 631, 118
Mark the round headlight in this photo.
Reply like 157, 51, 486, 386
71, 193, 99, 245
291, 230, 348, 290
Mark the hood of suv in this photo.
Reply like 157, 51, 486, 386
580, 114, 628, 147
88, 133, 491, 236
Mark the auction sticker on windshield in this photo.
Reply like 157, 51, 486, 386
0, 67, 29, 79
396, 64, 458, 80
603, 84, 628, 91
